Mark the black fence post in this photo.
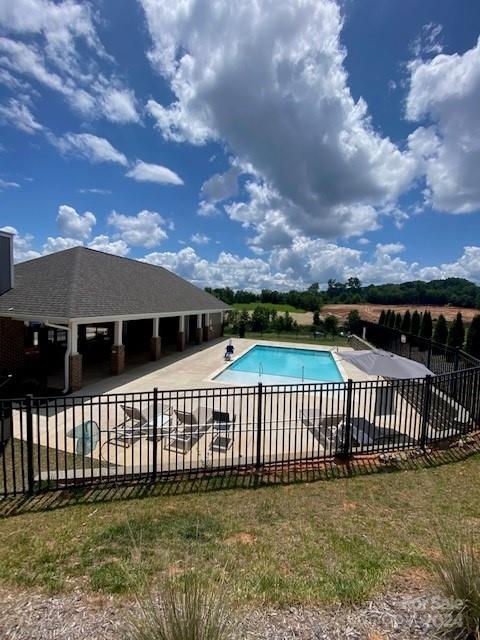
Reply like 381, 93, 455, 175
26, 394, 34, 495
341, 379, 354, 459
420, 375, 432, 450
152, 387, 158, 481
427, 339, 432, 371
255, 383, 263, 474
454, 347, 460, 372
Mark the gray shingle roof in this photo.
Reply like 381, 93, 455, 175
0, 247, 229, 320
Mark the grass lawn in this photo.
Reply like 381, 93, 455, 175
224, 330, 350, 348
231, 302, 307, 313
0, 453, 479, 604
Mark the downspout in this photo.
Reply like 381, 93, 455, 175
44, 322, 71, 394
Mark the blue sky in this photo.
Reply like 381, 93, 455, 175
0, 0, 480, 290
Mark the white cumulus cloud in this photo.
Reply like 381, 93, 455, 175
108, 210, 168, 248
406, 37, 480, 214
53, 132, 128, 166
56, 204, 96, 240
141, 0, 416, 244
126, 160, 184, 185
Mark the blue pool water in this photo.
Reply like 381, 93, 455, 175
215, 345, 344, 385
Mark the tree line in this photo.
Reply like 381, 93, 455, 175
206, 276, 480, 310
378, 309, 480, 357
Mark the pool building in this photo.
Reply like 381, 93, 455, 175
0, 234, 229, 394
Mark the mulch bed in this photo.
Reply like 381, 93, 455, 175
0, 587, 452, 639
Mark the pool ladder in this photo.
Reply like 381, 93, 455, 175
258, 363, 263, 380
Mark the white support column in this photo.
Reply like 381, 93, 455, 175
69, 321, 78, 355
67, 321, 82, 391
203, 312, 210, 341
195, 313, 203, 344
152, 317, 160, 337
151, 317, 161, 361
177, 314, 186, 351
111, 320, 125, 375
114, 320, 123, 346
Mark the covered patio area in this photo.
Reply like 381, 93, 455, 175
0, 246, 228, 394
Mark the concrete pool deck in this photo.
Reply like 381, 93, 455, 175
74, 337, 376, 396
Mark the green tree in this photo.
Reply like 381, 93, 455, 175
401, 310, 411, 333
433, 314, 448, 344
394, 312, 403, 329
313, 310, 321, 326
345, 309, 361, 334
283, 311, 294, 332
466, 315, 480, 358
411, 310, 421, 335
238, 309, 250, 335
324, 315, 338, 336
378, 309, 386, 325
250, 306, 269, 332
387, 310, 396, 328
420, 311, 433, 339
448, 312, 465, 348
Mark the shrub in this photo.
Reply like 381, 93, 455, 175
420, 311, 433, 339
400, 310, 411, 333
448, 312, 465, 349
345, 309, 361, 334
324, 315, 338, 336
466, 315, 480, 358
432, 535, 480, 639
411, 310, 421, 335
124, 573, 237, 640
433, 314, 449, 345
378, 309, 386, 325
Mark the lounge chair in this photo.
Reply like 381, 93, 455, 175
114, 402, 173, 447
300, 411, 344, 453
210, 411, 236, 453
166, 406, 215, 453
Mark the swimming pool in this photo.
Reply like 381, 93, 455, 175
214, 345, 344, 385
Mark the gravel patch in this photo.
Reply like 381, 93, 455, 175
0, 588, 452, 639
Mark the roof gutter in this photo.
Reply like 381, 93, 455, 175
44, 322, 70, 394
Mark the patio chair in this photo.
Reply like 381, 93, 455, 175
300, 410, 344, 453
174, 406, 214, 427
165, 406, 215, 453
114, 402, 173, 447
210, 411, 236, 453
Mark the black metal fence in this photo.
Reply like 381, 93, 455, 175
0, 324, 479, 498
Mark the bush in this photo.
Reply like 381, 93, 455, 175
411, 310, 421, 335
432, 535, 480, 639
433, 314, 449, 345
345, 309, 361, 334
448, 312, 465, 349
324, 315, 338, 336
466, 315, 480, 358
401, 310, 411, 333
124, 573, 237, 640
420, 311, 433, 339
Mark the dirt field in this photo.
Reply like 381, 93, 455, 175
292, 304, 479, 326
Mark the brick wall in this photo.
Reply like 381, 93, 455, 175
0, 317, 25, 372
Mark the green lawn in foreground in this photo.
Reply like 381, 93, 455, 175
0, 453, 479, 604
224, 330, 350, 348
231, 302, 307, 313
